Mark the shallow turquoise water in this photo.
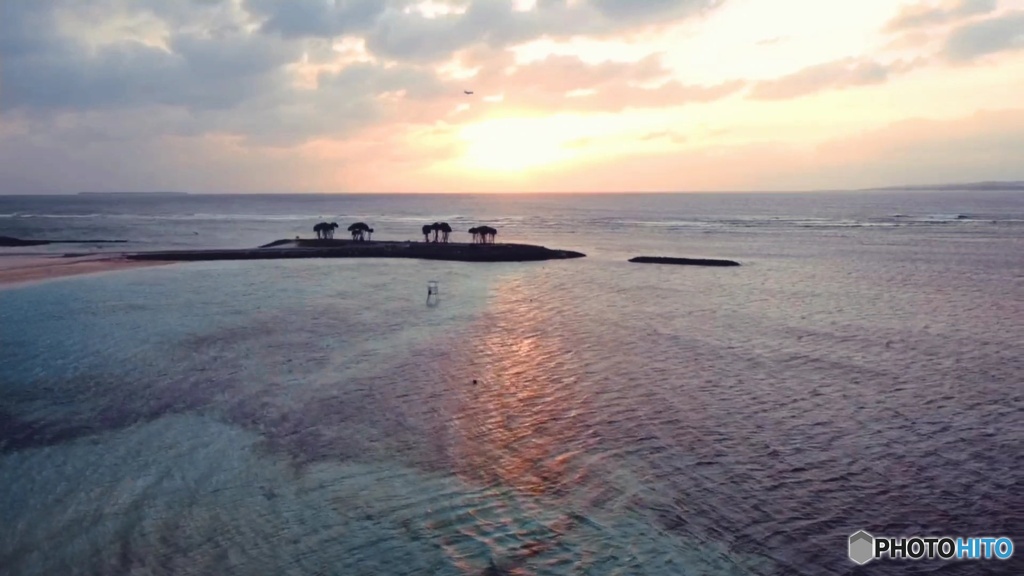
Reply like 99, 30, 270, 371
2, 193, 1023, 575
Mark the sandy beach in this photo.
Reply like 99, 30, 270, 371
0, 254, 170, 288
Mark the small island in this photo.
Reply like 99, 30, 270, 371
125, 220, 584, 263
629, 256, 740, 267
127, 238, 585, 263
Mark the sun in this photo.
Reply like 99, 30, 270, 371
458, 117, 578, 172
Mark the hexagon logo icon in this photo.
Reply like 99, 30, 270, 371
849, 531, 874, 565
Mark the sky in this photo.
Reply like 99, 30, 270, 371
1, 0, 1023, 193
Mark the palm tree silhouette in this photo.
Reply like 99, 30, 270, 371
348, 222, 371, 241
469, 225, 496, 243
422, 224, 432, 242
313, 221, 338, 239
440, 222, 452, 243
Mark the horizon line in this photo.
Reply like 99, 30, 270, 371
2, 180, 1024, 196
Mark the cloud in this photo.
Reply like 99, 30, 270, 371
0, 1, 726, 143
942, 11, 1024, 62
0, 0, 741, 193
639, 130, 687, 144
0, 1, 451, 148
885, 0, 997, 31
1, 1, 300, 114
246, 0, 719, 62
1, 0, 1021, 193
518, 108, 1024, 192
465, 53, 745, 113
588, 0, 723, 22
806, 107, 1024, 188
245, 0, 397, 39
748, 58, 922, 101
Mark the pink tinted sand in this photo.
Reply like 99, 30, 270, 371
0, 254, 170, 288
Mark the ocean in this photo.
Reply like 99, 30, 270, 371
1, 191, 1022, 575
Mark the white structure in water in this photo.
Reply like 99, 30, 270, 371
426, 280, 439, 307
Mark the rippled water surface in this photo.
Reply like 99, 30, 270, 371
1, 192, 1023, 575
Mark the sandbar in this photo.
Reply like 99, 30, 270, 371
0, 254, 169, 288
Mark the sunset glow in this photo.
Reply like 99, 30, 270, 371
2, 0, 1023, 193
460, 119, 577, 172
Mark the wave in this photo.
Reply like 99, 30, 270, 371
889, 212, 968, 219
619, 218, 909, 229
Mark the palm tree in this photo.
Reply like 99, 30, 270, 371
431, 222, 441, 243
469, 225, 496, 243
440, 222, 452, 243
366, 227, 374, 241
329, 222, 339, 239
348, 222, 371, 241
422, 224, 432, 242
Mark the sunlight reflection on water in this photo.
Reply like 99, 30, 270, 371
2, 193, 1023, 575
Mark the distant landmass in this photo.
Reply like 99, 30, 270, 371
860, 181, 1024, 192
78, 191, 190, 196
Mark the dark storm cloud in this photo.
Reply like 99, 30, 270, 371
942, 11, 1024, 62
885, 0, 997, 31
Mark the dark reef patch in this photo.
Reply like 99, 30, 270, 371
629, 256, 740, 267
